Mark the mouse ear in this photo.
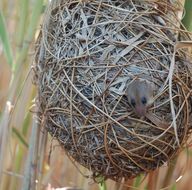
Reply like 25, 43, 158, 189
125, 79, 135, 93
141, 79, 155, 92
148, 81, 156, 92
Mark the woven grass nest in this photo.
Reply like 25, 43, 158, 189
34, 0, 192, 181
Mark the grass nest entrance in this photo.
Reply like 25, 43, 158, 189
34, 0, 192, 181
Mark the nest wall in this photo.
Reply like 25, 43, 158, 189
34, 0, 192, 181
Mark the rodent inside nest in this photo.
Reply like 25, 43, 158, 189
34, 0, 192, 181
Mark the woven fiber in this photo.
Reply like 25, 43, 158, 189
34, 0, 192, 181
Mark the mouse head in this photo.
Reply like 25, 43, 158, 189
126, 79, 154, 117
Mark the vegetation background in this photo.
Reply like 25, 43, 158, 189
0, 0, 192, 189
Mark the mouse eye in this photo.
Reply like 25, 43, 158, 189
130, 98, 136, 107
141, 97, 147, 105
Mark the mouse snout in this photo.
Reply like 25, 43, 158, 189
135, 106, 147, 117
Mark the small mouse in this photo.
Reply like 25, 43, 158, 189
126, 79, 154, 117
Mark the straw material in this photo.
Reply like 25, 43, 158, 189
34, 0, 192, 181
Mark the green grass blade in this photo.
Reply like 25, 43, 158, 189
15, 0, 29, 50
171, 183, 177, 190
134, 174, 143, 187
21, 115, 40, 190
162, 158, 177, 188
97, 175, 107, 190
12, 127, 28, 148
0, 12, 13, 67
182, 0, 192, 31
12, 0, 44, 75
99, 181, 107, 190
